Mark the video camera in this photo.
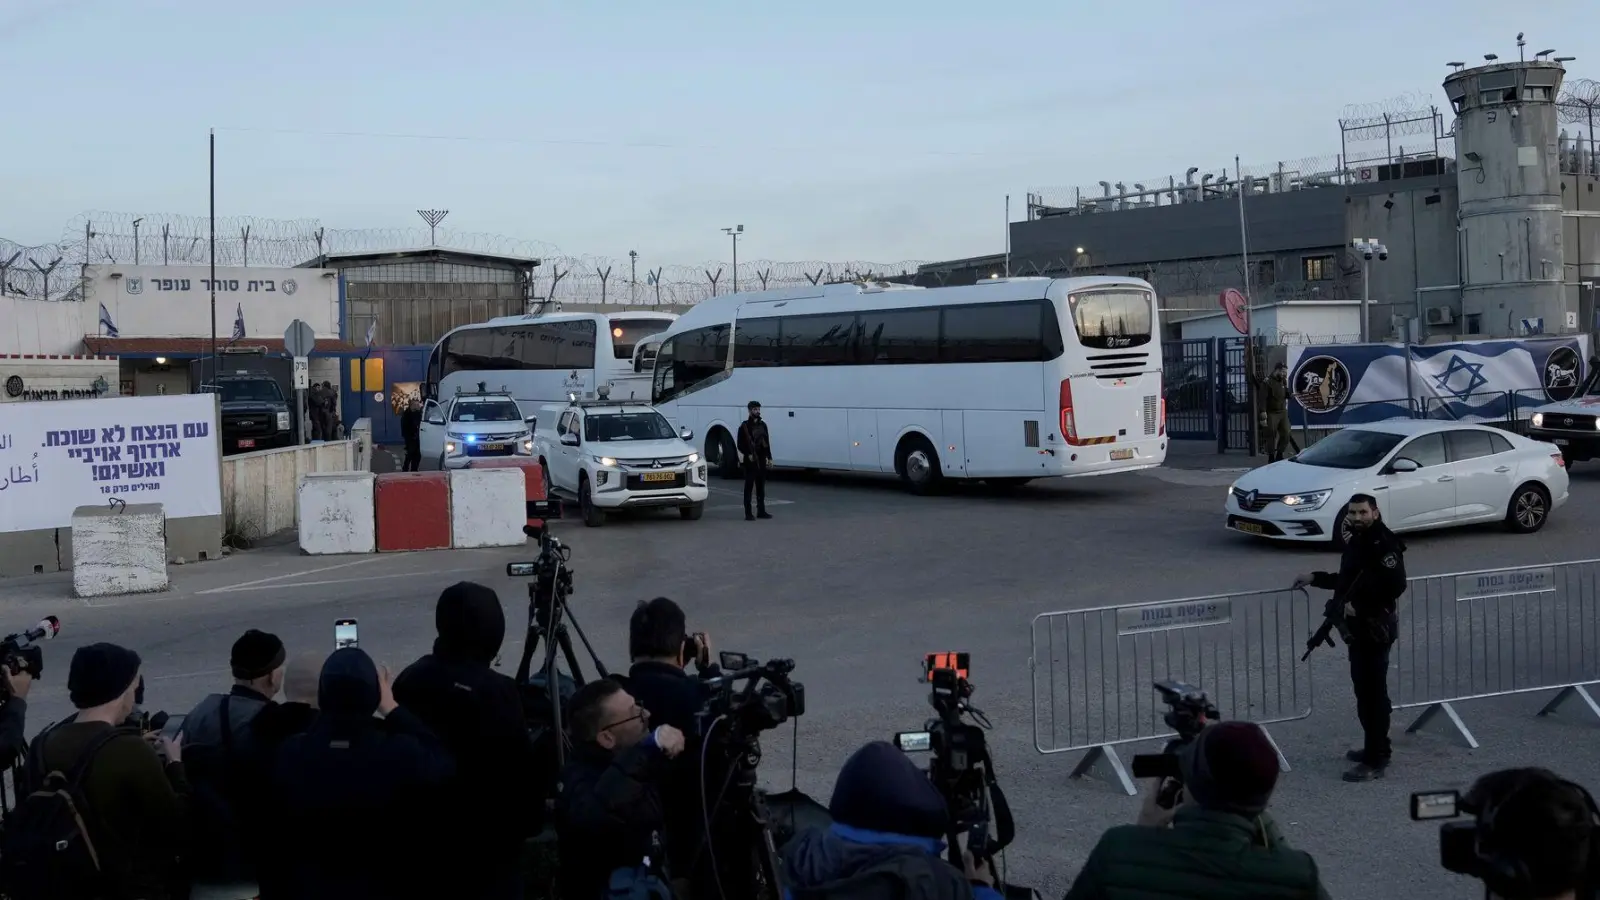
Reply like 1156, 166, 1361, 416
1411, 780, 1600, 895
894, 653, 1016, 867
693, 652, 806, 900
0, 617, 60, 702
1130, 680, 1220, 807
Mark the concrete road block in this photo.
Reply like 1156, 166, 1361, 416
71, 504, 169, 598
298, 472, 376, 555
466, 458, 549, 531
375, 472, 451, 552
449, 468, 526, 548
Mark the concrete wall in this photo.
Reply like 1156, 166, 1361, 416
0, 298, 90, 355
1178, 302, 1362, 344
0, 356, 120, 403
221, 439, 357, 539
1345, 178, 1463, 339
87, 265, 339, 339
1009, 187, 1348, 268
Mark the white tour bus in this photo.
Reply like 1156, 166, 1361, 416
424, 310, 678, 419
649, 276, 1166, 492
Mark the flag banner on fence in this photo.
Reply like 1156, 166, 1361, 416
0, 393, 222, 533
1286, 336, 1592, 427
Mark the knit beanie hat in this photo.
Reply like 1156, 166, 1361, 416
828, 741, 950, 839
231, 629, 287, 680
1177, 721, 1280, 817
67, 643, 143, 709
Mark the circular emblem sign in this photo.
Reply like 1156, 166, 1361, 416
1541, 345, 1582, 403
1291, 355, 1351, 414
3, 375, 22, 398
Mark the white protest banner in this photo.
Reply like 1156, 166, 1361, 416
0, 393, 221, 533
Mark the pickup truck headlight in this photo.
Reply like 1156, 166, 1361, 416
687, 452, 699, 464
275, 412, 290, 429
593, 456, 617, 467
1532, 413, 1544, 428
1279, 490, 1331, 511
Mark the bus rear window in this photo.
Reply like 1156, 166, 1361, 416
611, 318, 676, 360
1069, 290, 1153, 349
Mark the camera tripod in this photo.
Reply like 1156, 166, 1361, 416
511, 535, 607, 770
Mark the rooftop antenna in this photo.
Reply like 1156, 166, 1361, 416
417, 209, 449, 246
1517, 32, 1525, 64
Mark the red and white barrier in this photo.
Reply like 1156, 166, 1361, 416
374, 472, 451, 552
448, 468, 526, 549
297, 472, 376, 555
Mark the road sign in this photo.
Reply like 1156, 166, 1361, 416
284, 319, 316, 358
292, 356, 309, 390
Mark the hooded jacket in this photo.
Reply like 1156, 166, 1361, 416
783, 825, 1000, 900
392, 583, 541, 895
1061, 808, 1330, 900
267, 649, 454, 900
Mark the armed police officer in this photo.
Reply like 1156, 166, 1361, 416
1293, 492, 1406, 782
737, 400, 772, 520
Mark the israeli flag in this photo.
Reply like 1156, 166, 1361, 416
364, 317, 377, 348
98, 303, 119, 338
232, 303, 246, 341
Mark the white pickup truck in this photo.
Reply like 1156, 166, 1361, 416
532, 396, 708, 526
1526, 374, 1600, 466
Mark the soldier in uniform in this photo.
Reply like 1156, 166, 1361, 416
1250, 359, 1296, 462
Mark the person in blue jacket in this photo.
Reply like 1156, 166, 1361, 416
782, 740, 1003, 900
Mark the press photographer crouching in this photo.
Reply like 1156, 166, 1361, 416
1416, 767, 1596, 900
1063, 721, 1330, 900
556, 677, 686, 899
783, 740, 1001, 900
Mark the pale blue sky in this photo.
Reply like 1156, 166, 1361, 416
2, 0, 1591, 267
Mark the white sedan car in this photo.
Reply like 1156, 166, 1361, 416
1225, 420, 1569, 548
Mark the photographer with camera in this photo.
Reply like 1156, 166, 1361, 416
2, 643, 190, 900
784, 740, 1000, 900
1426, 767, 1596, 900
627, 598, 721, 878
393, 581, 541, 900
0, 616, 60, 770
1293, 492, 1406, 783
1062, 721, 1329, 900
556, 676, 686, 900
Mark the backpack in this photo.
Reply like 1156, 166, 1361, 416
0, 724, 130, 900
182, 695, 255, 883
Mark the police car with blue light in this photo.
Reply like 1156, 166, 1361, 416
419, 384, 538, 470
533, 385, 708, 527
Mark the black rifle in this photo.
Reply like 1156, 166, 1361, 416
1302, 573, 1361, 661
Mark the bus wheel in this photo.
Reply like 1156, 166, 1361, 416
897, 436, 942, 495
710, 429, 741, 480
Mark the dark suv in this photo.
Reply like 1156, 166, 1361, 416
211, 372, 294, 454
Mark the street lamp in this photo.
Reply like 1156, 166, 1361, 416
1351, 238, 1389, 342
723, 225, 744, 293
629, 250, 638, 305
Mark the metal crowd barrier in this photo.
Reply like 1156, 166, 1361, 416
1394, 559, 1600, 748
1029, 586, 1315, 795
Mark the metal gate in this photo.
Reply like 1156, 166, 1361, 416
1161, 337, 1253, 451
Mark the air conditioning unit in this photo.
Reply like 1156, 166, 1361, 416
1426, 306, 1455, 326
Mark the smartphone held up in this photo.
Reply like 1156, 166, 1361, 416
335, 619, 359, 651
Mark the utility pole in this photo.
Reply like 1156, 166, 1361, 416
723, 225, 744, 293
629, 250, 638, 305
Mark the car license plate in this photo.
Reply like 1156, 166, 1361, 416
1233, 520, 1264, 535
1553, 438, 1569, 446
1110, 448, 1134, 461
642, 471, 676, 482
237, 439, 255, 448
481, 443, 507, 452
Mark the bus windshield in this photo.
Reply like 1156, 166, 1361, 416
585, 411, 677, 442
610, 318, 676, 360
1070, 290, 1152, 348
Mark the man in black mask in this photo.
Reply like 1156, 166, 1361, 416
393, 582, 540, 899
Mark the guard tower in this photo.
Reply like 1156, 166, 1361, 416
1444, 49, 1569, 335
